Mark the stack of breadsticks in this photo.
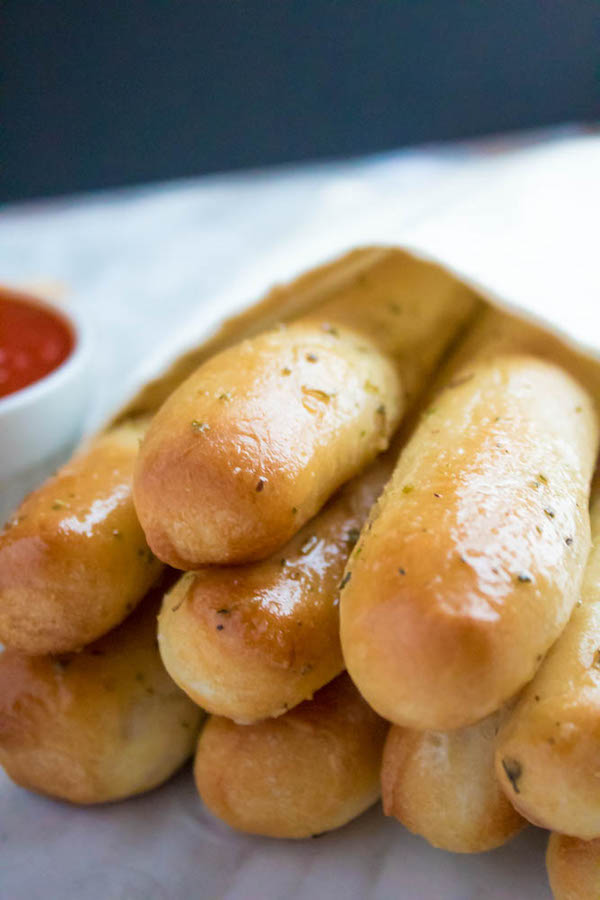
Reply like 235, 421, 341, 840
1, 247, 600, 897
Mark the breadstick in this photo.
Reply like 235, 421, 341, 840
340, 311, 599, 730
382, 708, 526, 853
0, 576, 203, 804
547, 833, 600, 900
133, 253, 477, 567
0, 420, 163, 654
158, 453, 393, 723
194, 673, 388, 838
495, 482, 600, 839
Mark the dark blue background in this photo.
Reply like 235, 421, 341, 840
2, 0, 599, 202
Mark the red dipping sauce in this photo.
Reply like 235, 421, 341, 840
0, 292, 74, 399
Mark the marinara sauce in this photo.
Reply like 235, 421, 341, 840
0, 292, 74, 399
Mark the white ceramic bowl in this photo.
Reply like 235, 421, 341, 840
0, 287, 91, 523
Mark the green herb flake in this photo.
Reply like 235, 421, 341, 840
51, 500, 68, 510
322, 323, 339, 337
53, 656, 72, 673
402, 484, 414, 494
292, 506, 298, 515
346, 527, 360, 547
191, 420, 210, 433
281, 367, 292, 376
364, 380, 379, 394
544, 507, 556, 519
218, 391, 232, 401
502, 757, 523, 794
339, 571, 352, 590
398, 567, 406, 575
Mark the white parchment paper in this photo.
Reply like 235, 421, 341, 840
1, 128, 598, 899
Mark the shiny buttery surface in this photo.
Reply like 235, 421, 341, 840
495, 482, 600, 839
159, 452, 393, 722
133, 250, 477, 567
0, 420, 163, 654
134, 319, 403, 567
341, 337, 599, 730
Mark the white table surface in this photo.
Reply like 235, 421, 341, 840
1, 124, 598, 900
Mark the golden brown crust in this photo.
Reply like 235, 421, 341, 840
0, 422, 163, 654
495, 485, 600, 840
547, 833, 600, 900
194, 673, 388, 838
382, 710, 526, 853
133, 251, 478, 568
133, 321, 403, 567
341, 320, 599, 730
158, 454, 393, 722
0, 576, 203, 804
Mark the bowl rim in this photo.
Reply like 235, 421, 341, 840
0, 284, 90, 417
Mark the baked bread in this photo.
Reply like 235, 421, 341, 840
133, 252, 477, 567
194, 673, 388, 838
0, 420, 163, 654
158, 452, 392, 722
495, 480, 600, 839
547, 832, 600, 900
382, 708, 525, 853
341, 311, 599, 729
0, 576, 203, 804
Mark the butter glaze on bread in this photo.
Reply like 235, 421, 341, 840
194, 673, 388, 838
495, 482, 600, 840
0, 421, 163, 654
133, 253, 477, 567
0, 578, 203, 804
382, 709, 525, 853
547, 833, 600, 900
134, 321, 403, 567
341, 312, 599, 730
158, 453, 393, 722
